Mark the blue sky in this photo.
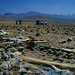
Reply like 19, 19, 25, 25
0, 0, 75, 15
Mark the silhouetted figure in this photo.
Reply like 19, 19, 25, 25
16, 20, 18, 25
19, 20, 21, 25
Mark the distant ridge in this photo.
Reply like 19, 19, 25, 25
0, 15, 22, 21
22, 15, 75, 23
4, 11, 75, 18
0, 14, 75, 23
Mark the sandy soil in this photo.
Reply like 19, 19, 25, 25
0, 24, 75, 74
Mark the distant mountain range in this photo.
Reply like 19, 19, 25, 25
21, 15, 75, 23
0, 11, 75, 23
0, 15, 22, 21
4, 11, 75, 18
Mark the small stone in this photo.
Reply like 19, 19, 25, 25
60, 41, 66, 44
30, 30, 33, 32
43, 49, 47, 52
42, 54, 45, 56
64, 55, 68, 59
4, 46, 12, 50
48, 49, 53, 54
56, 52, 61, 56
58, 58, 63, 62
66, 60, 70, 63
67, 38, 73, 41
6, 47, 16, 52
53, 58, 63, 62
18, 46, 24, 51
53, 58, 58, 61
69, 53, 74, 56
12, 43, 19, 47
53, 51, 57, 55
0, 48, 5, 52
40, 48, 45, 51
21, 69, 27, 73
19, 43, 25, 48
35, 32, 40, 37
20, 72, 28, 75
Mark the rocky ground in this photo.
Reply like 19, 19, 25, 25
0, 24, 75, 75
